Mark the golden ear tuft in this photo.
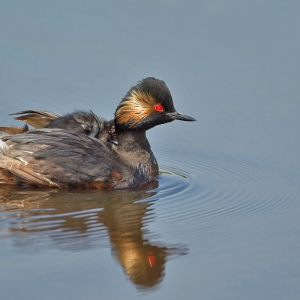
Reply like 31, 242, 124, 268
116, 90, 157, 127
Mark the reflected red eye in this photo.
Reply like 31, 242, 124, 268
154, 104, 164, 112
147, 251, 156, 267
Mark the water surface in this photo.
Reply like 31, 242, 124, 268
1, 147, 300, 299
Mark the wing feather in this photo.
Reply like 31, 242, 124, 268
1, 129, 117, 188
0, 156, 60, 187
11, 110, 62, 128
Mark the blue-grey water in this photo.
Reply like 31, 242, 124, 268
1, 1, 300, 299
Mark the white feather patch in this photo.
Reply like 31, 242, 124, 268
0, 140, 11, 156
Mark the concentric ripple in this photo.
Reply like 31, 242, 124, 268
153, 148, 300, 229
1, 148, 299, 250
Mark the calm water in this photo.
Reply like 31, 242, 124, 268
1, 147, 300, 299
1, 1, 300, 299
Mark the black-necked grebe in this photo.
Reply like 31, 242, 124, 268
9, 109, 116, 141
1, 109, 115, 141
0, 77, 195, 189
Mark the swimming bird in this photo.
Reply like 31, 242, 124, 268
0, 77, 195, 189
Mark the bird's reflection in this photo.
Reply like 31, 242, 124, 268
0, 183, 188, 290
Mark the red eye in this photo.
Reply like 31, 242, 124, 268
154, 104, 164, 112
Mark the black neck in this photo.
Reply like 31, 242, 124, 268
114, 130, 153, 168
116, 130, 150, 150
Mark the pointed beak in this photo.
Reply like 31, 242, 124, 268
166, 111, 196, 121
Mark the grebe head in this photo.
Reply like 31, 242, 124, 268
115, 77, 195, 131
